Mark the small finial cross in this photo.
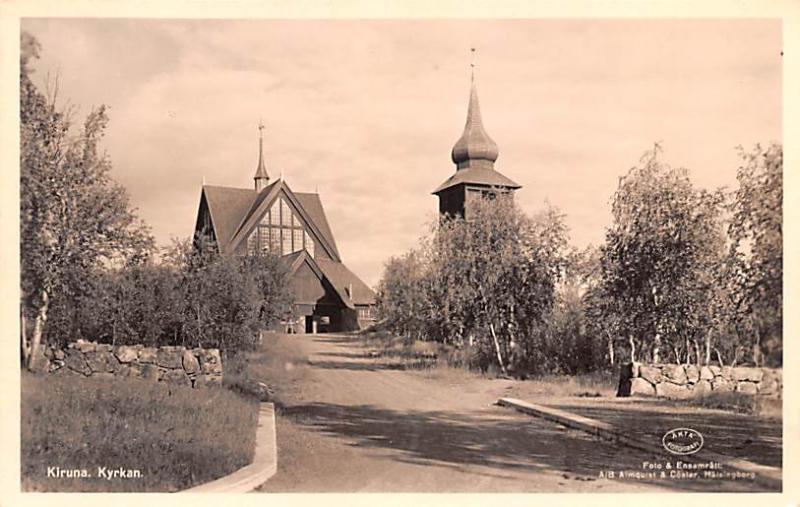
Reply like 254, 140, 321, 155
470, 47, 476, 69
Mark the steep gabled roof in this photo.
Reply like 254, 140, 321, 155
201, 185, 259, 248
201, 180, 340, 261
294, 192, 340, 259
280, 251, 376, 308
432, 165, 521, 194
225, 180, 341, 261
316, 258, 376, 306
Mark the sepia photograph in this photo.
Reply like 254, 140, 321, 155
8, 12, 789, 498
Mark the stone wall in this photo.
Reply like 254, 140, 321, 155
43, 340, 223, 388
617, 362, 781, 398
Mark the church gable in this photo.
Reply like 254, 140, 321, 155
290, 258, 341, 306
230, 183, 339, 261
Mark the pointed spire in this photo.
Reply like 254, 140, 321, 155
254, 119, 270, 191
451, 48, 499, 169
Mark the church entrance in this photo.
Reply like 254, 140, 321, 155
305, 316, 316, 334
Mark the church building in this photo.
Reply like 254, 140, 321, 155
434, 72, 521, 216
193, 123, 376, 334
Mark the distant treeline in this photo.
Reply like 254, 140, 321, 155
376, 144, 782, 376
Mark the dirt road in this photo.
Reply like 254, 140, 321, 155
256, 333, 756, 492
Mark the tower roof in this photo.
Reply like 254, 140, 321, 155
254, 121, 269, 182
450, 75, 499, 168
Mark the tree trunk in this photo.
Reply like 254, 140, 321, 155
489, 322, 508, 377
629, 335, 636, 363
714, 348, 724, 368
704, 333, 711, 365
685, 337, 691, 365
752, 328, 762, 367
21, 305, 30, 365
28, 290, 50, 372
653, 332, 661, 363
693, 339, 701, 366
606, 331, 615, 366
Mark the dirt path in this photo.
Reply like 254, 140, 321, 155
256, 333, 758, 492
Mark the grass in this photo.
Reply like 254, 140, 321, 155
21, 370, 259, 492
679, 390, 782, 419
357, 330, 618, 395
506, 371, 618, 398
224, 334, 311, 409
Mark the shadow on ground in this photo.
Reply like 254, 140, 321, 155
553, 403, 782, 469
278, 402, 768, 492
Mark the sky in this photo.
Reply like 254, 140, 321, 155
21, 18, 782, 287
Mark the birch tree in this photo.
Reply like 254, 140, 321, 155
20, 32, 152, 370
599, 145, 726, 364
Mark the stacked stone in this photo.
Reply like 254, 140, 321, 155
44, 340, 223, 388
619, 362, 782, 398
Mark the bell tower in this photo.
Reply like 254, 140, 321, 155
433, 52, 520, 218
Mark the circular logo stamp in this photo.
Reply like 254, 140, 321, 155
662, 428, 704, 455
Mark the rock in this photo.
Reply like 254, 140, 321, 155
685, 364, 700, 384
256, 382, 273, 402
758, 379, 780, 396
113, 361, 133, 377
699, 366, 714, 381
93, 372, 115, 381
736, 381, 758, 395
732, 367, 763, 383
160, 368, 191, 386
43, 347, 54, 359
639, 365, 663, 384
74, 340, 96, 353
84, 349, 116, 373
630, 377, 656, 396
693, 379, 712, 395
720, 366, 733, 380
711, 377, 733, 392
114, 345, 139, 363
182, 349, 200, 374
139, 347, 157, 364
48, 359, 65, 373
709, 365, 722, 376
199, 349, 223, 375
630, 362, 640, 378
662, 364, 688, 385
139, 363, 160, 381
96, 343, 113, 353
656, 381, 690, 399
65, 349, 92, 375
157, 347, 183, 369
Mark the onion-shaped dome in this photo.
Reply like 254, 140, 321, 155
451, 80, 499, 167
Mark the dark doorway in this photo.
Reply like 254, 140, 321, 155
305, 316, 314, 334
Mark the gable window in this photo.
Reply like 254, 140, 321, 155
247, 230, 257, 255
270, 201, 280, 225
304, 231, 315, 257
259, 227, 270, 253
248, 196, 320, 258
281, 228, 292, 255
281, 199, 292, 227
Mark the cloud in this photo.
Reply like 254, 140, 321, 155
22, 19, 781, 287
